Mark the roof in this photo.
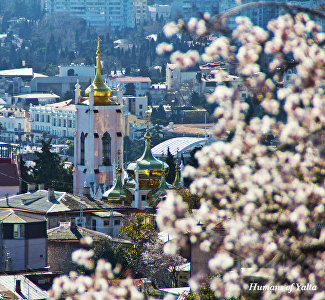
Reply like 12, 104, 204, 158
151, 137, 208, 156
164, 123, 215, 136
47, 99, 76, 111
0, 190, 65, 213
0, 190, 127, 214
91, 211, 124, 218
117, 76, 151, 83
0, 209, 45, 223
13, 93, 60, 99
160, 287, 191, 295
0, 159, 19, 186
175, 262, 190, 272
0, 68, 33, 77
0, 275, 48, 300
47, 222, 112, 242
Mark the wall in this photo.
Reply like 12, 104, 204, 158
73, 105, 123, 195
3, 239, 25, 271
48, 241, 80, 273
27, 238, 47, 269
0, 186, 19, 197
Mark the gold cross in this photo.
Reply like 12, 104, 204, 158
96, 37, 102, 56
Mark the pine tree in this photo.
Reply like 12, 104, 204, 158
31, 139, 73, 192
166, 147, 175, 184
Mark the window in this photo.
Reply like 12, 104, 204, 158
102, 132, 111, 166
14, 224, 25, 238
139, 104, 143, 109
80, 132, 85, 165
92, 219, 97, 231
104, 220, 110, 226
114, 219, 120, 226
68, 120, 72, 128
141, 195, 146, 201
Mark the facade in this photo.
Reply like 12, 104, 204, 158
0, 158, 20, 197
166, 64, 199, 90
73, 41, 123, 196
59, 63, 95, 77
29, 100, 76, 140
109, 76, 152, 97
148, 4, 171, 21
44, 0, 135, 29
122, 96, 148, 119
0, 108, 31, 143
171, 0, 218, 19
30, 75, 94, 98
134, 0, 148, 26
149, 83, 167, 105
0, 210, 47, 272
47, 221, 131, 273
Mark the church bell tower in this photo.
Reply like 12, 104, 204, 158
73, 39, 123, 197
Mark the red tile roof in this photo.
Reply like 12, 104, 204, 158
0, 159, 19, 186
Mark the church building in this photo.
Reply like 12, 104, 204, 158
73, 40, 123, 197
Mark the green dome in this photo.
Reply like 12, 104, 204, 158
147, 172, 174, 207
126, 128, 168, 190
102, 169, 132, 206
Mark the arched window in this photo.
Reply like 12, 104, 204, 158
67, 69, 75, 76
102, 132, 111, 166
80, 132, 85, 165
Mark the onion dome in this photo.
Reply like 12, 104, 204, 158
102, 168, 132, 206
126, 127, 168, 190
85, 38, 116, 105
147, 170, 174, 208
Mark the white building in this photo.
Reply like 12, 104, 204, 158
59, 63, 95, 77
150, 83, 166, 105
44, 0, 135, 29
166, 63, 199, 90
109, 76, 152, 97
0, 108, 31, 143
135, 0, 148, 25
29, 100, 76, 141
148, 4, 171, 21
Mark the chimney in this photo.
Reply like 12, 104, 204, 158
83, 186, 91, 198
15, 279, 21, 293
27, 183, 36, 193
38, 183, 45, 190
48, 188, 55, 201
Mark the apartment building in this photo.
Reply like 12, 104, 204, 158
44, 0, 135, 29
171, 0, 219, 19
0, 108, 31, 143
29, 100, 76, 141
134, 0, 148, 26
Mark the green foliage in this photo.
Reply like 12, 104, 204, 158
30, 139, 73, 192
190, 91, 205, 107
124, 83, 136, 96
119, 213, 155, 244
123, 136, 144, 162
165, 147, 175, 184
19, 156, 33, 193
151, 105, 168, 126
93, 238, 131, 275
119, 213, 157, 276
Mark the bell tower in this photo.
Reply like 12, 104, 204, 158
73, 39, 123, 197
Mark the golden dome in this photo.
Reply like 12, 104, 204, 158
85, 38, 116, 105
